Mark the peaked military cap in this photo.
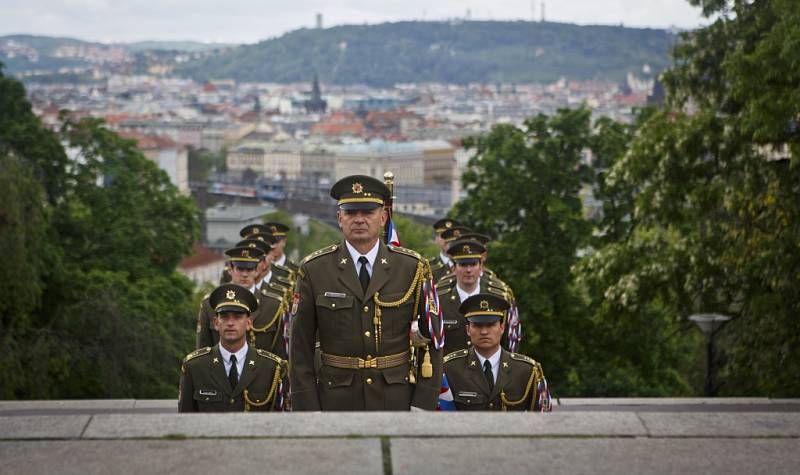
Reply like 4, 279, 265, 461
446, 239, 486, 265
459, 293, 510, 324
330, 175, 390, 210
236, 238, 272, 256
209, 283, 258, 314
225, 246, 264, 269
433, 218, 462, 234
240, 223, 271, 238
263, 222, 290, 238
458, 232, 491, 245
440, 226, 473, 242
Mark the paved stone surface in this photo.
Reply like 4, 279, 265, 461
639, 412, 800, 437
0, 400, 136, 411
391, 437, 800, 475
559, 397, 776, 405
0, 415, 90, 440
0, 439, 383, 475
82, 411, 646, 439
132, 400, 175, 409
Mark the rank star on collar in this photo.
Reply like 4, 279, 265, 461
380, 258, 388, 264
213, 357, 219, 364
249, 360, 255, 366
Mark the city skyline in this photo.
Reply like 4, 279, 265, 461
2, 0, 708, 44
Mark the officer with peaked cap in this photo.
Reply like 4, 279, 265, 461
435, 240, 508, 354
290, 174, 444, 411
196, 246, 264, 349
429, 218, 462, 282
180, 283, 285, 412
262, 222, 298, 273
442, 293, 551, 411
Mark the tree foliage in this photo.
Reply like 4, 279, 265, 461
0, 65, 200, 398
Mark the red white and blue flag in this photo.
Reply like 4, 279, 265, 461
438, 373, 456, 411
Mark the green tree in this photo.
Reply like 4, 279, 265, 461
453, 108, 596, 393
578, 0, 800, 396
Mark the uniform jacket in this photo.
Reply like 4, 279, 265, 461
290, 240, 443, 411
178, 344, 285, 412
196, 286, 288, 358
436, 277, 513, 354
443, 347, 545, 411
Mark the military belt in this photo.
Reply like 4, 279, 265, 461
321, 351, 408, 370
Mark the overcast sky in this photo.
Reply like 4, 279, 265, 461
1, 0, 708, 44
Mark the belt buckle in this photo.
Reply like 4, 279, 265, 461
359, 357, 377, 369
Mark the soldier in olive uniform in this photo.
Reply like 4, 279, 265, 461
263, 221, 299, 274
428, 218, 463, 283
437, 240, 511, 354
239, 226, 295, 291
180, 283, 285, 412
290, 175, 444, 411
443, 293, 550, 411
196, 246, 263, 348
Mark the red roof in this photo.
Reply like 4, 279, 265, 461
118, 131, 179, 150
178, 243, 226, 270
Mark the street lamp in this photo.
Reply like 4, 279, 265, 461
688, 313, 732, 397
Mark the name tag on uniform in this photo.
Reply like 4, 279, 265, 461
457, 391, 478, 398
324, 292, 347, 299
443, 319, 458, 325
199, 389, 218, 396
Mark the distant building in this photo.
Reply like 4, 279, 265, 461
118, 131, 189, 195
205, 203, 276, 252
177, 243, 226, 287
304, 76, 327, 113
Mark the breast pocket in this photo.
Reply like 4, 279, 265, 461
453, 391, 485, 410
378, 291, 414, 335
316, 294, 356, 336
194, 388, 225, 411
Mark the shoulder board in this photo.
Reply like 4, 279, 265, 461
429, 261, 444, 270
437, 276, 455, 287
260, 288, 283, 301
486, 279, 509, 290
444, 348, 469, 363
437, 285, 453, 296
273, 263, 291, 274
184, 347, 211, 362
266, 282, 287, 294
387, 245, 422, 260
286, 260, 299, 271
255, 348, 285, 365
484, 268, 497, 277
439, 272, 455, 280
202, 293, 210, 300
486, 286, 507, 297
301, 244, 339, 265
275, 276, 291, 286
509, 353, 537, 366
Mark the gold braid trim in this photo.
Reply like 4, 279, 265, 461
372, 260, 424, 351
500, 364, 541, 411
243, 362, 283, 411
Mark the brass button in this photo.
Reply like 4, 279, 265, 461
467, 341, 472, 346
366, 355, 372, 359
331, 303, 336, 308
489, 403, 494, 408
363, 306, 369, 312
230, 398, 235, 404
364, 331, 371, 337
366, 378, 373, 385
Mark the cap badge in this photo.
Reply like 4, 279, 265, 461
463, 244, 471, 253
453, 230, 461, 237
352, 182, 364, 194
242, 250, 250, 257
226, 290, 236, 300
248, 243, 256, 248
445, 222, 452, 228
480, 300, 490, 310
270, 225, 277, 232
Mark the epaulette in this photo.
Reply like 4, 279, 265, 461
437, 285, 453, 296
486, 286, 507, 297
444, 348, 469, 363
509, 353, 537, 366
301, 244, 338, 265
437, 276, 455, 288
273, 263, 292, 274
260, 288, 284, 301
202, 293, 210, 300
275, 276, 291, 287
429, 260, 444, 271
184, 347, 211, 362
255, 348, 285, 365
266, 282, 287, 295
484, 268, 497, 277
387, 245, 422, 261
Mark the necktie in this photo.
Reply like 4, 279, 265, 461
228, 354, 239, 391
483, 360, 494, 392
358, 256, 370, 292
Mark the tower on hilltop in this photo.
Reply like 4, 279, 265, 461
304, 75, 327, 113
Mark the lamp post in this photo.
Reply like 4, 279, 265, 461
688, 313, 732, 397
